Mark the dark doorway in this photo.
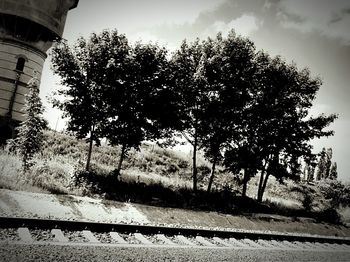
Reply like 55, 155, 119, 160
0, 124, 13, 146
15, 57, 25, 72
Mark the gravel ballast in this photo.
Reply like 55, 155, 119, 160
1, 243, 350, 262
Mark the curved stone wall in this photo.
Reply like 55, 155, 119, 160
0, 0, 78, 142
0, 0, 78, 37
0, 40, 46, 122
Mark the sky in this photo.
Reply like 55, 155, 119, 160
39, 0, 350, 181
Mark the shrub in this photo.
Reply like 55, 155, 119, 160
290, 184, 317, 212
317, 179, 349, 209
27, 160, 72, 194
316, 208, 342, 224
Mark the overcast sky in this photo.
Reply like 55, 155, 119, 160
40, 0, 350, 181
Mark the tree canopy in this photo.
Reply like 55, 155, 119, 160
51, 30, 175, 174
51, 28, 337, 197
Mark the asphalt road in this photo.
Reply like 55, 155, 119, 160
1, 243, 350, 262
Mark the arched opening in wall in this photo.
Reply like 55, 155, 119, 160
15, 57, 26, 72
15, 55, 28, 72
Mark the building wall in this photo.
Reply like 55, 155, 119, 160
0, 0, 78, 142
0, 39, 46, 122
0, 0, 78, 37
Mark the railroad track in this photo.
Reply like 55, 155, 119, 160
1, 216, 350, 251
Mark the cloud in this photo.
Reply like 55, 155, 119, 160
277, 0, 350, 44
147, 0, 269, 46
206, 14, 260, 37
65, 0, 227, 42
128, 31, 160, 44
127, 31, 178, 51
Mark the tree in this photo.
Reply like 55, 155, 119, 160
224, 144, 264, 197
223, 51, 272, 198
201, 31, 257, 194
316, 148, 333, 180
51, 30, 130, 171
171, 39, 209, 192
325, 148, 333, 179
171, 32, 257, 193
329, 162, 338, 180
9, 77, 47, 172
222, 49, 337, 202
253, 54, 337, 202
52, 30, 178, 175
303, 162, 316, 181
102, 42, 174, 175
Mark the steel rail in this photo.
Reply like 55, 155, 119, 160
0, 216, 349, 245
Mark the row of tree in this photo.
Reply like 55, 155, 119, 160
51, 29, 337, 202
303, 147, 338, 181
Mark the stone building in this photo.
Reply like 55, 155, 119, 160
0, 0, 78, 144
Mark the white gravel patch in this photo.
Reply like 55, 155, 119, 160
0, 189, 149, 224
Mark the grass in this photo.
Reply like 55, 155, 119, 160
0, 130, 349, 225
339, 207, 350, 225
0, 151, 47, 193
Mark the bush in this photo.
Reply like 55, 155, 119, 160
290, 184, 317, 212
316, 208, 342, 224
315, 180, 350, 209
27, 161, 72, 194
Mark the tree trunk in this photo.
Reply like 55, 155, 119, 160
242, 168, 249, 197
257, 172, 264, 202
192, 132, 198, 193
257, 160, 268, 202
259, 172, 270, 202
85, 124, 95, 171
116, 142, 127, 175
207, 154, 218, 193
22, 155, 28, 173
259, 151, 279, 201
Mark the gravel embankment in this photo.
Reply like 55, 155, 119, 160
1, 243, 350, 262
1, 189, 350, 240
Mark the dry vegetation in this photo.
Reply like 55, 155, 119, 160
1, 130, 350, 224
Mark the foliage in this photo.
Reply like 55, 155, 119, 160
102, 41, 174, 174
51, 33, 112, 170
317, 179, 350, 208
290, 180, 350, 224
201, 32, 257, 193
291, 184, 317, 212
2, 129, 349, 224
329, 162, 338, 180
52, 30, 176, 175
170, 38, 210, 192
224, 50, 337, 202
7, 78, 47, 172
49, 28, 339, 213
171, 31, 258, 193
316, 148, 336, 180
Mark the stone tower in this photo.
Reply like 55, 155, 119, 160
0, 0, 79, 143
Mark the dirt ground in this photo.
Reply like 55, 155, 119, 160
0, 189, 349, 238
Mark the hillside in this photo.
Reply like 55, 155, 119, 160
1, 130, 349, 225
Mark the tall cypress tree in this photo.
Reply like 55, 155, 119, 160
329, 162, 338, 180
325, 148, 333, 179
9, 77, 48, 172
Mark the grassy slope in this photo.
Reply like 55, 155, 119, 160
0, 130, 349, 224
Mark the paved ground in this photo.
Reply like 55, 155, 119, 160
1, 243, 349, 262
